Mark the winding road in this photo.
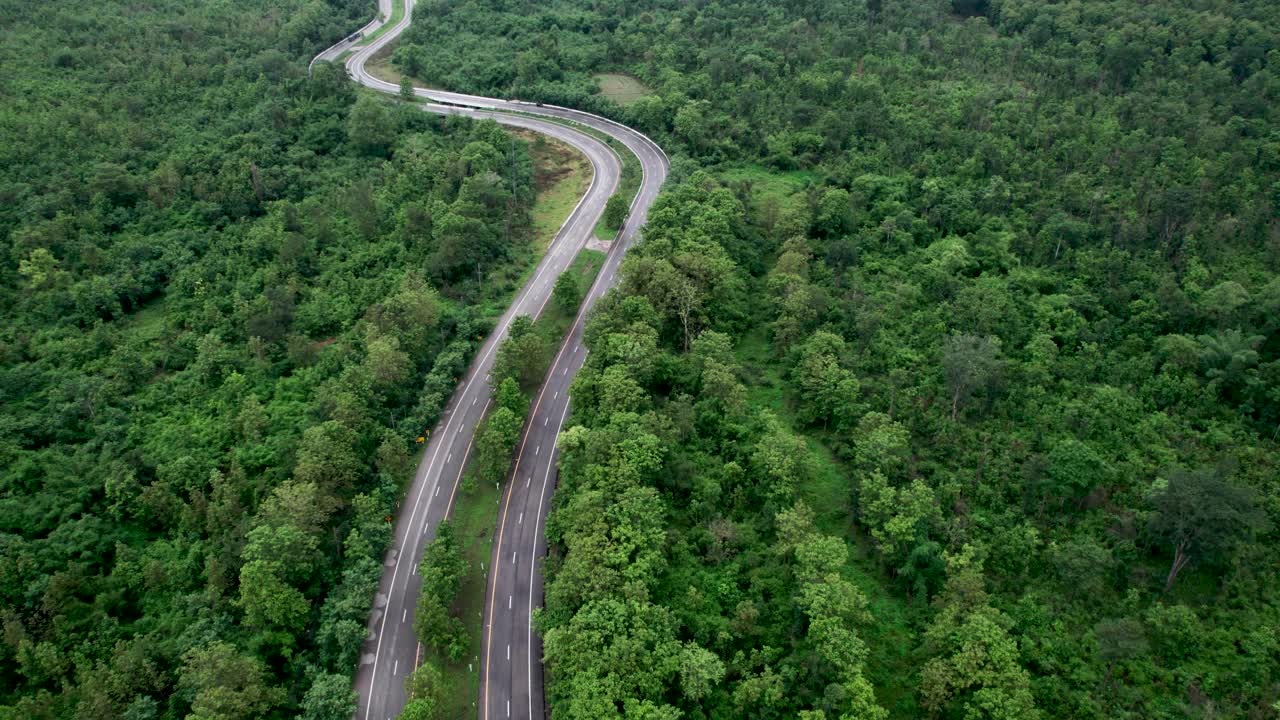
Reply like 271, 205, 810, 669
312, 2, 669, 719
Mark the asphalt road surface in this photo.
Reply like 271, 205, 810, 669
313, 2, 669, 719
475, 144, 666, 720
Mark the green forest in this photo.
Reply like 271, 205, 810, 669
2, 0, 1279, 718
393, 0, 1280, 719
0, 0, 549, 717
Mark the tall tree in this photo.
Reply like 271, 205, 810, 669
942, 334, 1002, 421
1149, 468, 1269, 590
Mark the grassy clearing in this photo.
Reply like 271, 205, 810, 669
502, 110, 642, 213
593, 73, 653, 107
735, 324, 922, 718
718, 164, 815, 216
518, 130, 592, 252
365, 52, 404, 84
365, 50, 443, 90
569, 248, 607, 280
733, 179, 924, 707
121, 295, 168, 342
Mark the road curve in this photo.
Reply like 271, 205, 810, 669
313, 2, 669, 719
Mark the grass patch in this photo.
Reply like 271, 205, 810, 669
718, 164, 814, 216
535, 249, 606, 342
734, 322, 921, 718
365, 52, 403, 84
735, 325, 851, 531
365, 50, 444, 91
735, 324, 787, 413
592, 214, 618, 242
569, 248, 607, 277
120, 295, 168, 342
518, 130, 591, 252
847, 535, 923, 718
593, 73, 653, 107
500, 109, 642, 215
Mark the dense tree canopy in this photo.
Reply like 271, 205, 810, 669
2, 0, 1278, 717
0, 0, 541, 716
393, 0, 1280, 717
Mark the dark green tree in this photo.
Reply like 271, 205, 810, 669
604, 193, 630, 231
1149, 468, 1269, 590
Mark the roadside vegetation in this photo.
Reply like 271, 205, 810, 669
401, 0, 1280, 718
0, 0, 624, 717
2, 0, 1278, 717
519, 132, 592, 251
410, 245, 605, 718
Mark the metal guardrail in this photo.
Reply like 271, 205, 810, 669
307, 15, 382, 77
